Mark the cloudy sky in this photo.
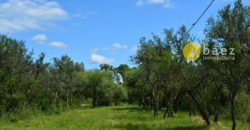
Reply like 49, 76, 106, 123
0, 0, 248, 69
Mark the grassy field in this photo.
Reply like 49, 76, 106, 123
0, 105, 249, 130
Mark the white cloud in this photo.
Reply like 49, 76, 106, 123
49, 41, 67, 48
90, 54, 114, 65
136, 0, 173, 8
0, 0, 68, 33
32, 34, 47, 43
112, 43, 128, 49
90, 43, 127, 65
92, 43, 128, 53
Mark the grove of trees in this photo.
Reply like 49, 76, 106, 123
0, 35, 127, 121
0, 1, 249, 130
128, 1, 250, 130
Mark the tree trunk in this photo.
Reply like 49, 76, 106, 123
92, 89, 97, 107
163, 106, 168, 119
163, 93, 168, 118
163, 92, 174, 119
214, 96, 220, 123
214, 111, 219, 123
153, 100, 159, 116
188, 93, 210, 125
173, 98, 178, 113
214, 86, 222, 123
230, 97, 236, 130
152, 91, 159, 117
66, 91, 69, 109
141, 96, 146, 109
55, 91, 60, 113
189, 102, 192, 117
66, 82, 71, 109
189, 100, 195, 117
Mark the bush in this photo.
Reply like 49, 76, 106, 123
236, 91, 250, 123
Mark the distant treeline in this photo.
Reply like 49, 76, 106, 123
0, 35, 127, 121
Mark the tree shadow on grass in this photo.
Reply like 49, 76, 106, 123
111, 107, 141, 112
114, 123, 146, 130
73, 104, 93, 111
112, 107, 210, 130
168, 126, 209, 130
114, 123, 208, 130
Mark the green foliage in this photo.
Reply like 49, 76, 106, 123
0, 1, 249, 130
1, 105, 249, 130
114, 64, 129, 82
100, 64, 113, 71
236, 91, 250, 123
82, 70, 127, 107
128, 1, 250, 128
0, 35, 86, 119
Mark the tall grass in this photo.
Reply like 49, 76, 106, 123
0, 105, 249, 130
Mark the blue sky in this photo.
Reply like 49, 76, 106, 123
0, 0, 248, 69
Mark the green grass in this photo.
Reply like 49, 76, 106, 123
0, 105, 249, 130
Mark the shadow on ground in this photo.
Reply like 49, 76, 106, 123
168, 126, 208, 130
114, 123, 208, 130
111, 107, 142, 112
112, 107, 209, 130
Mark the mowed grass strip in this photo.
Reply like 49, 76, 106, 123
0, 105, 249, 130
